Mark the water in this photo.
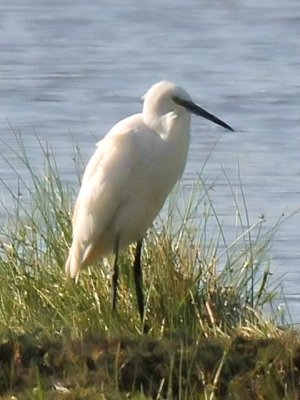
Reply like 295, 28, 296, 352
0, 0, 300, 321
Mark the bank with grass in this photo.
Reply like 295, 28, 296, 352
0, 137, 298, 399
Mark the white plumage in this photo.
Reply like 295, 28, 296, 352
65, 81, 233, 322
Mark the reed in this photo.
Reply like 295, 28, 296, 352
0, 135, 296, 399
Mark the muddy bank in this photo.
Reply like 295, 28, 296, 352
0, 331, 300, 399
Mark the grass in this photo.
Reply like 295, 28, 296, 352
0, 134, 299, 398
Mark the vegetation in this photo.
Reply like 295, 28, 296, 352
0, 136, 298, 399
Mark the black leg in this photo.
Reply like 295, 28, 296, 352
111, 238, 120, 313
133, 239, 144, 322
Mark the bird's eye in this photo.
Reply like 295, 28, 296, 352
172, 96, 185, 107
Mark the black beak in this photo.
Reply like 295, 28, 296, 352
173, 96, 234, 132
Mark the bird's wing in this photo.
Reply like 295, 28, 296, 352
68, 117, 153, 274
72, 127, 135, 243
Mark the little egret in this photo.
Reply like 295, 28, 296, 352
65, 81, 234, 325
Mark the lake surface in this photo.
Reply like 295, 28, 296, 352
0, 0, 300, 322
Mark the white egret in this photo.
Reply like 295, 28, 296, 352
65, 81, 233, 326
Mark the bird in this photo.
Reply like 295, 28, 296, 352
65, 80, 234, 326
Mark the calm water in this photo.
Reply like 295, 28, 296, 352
1, 0, 300, 321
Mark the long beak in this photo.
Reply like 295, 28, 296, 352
173, 96, 234, 132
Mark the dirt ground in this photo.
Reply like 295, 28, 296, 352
0, 331, 300, 399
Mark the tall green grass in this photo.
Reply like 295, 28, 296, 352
1, 134, 297, 399
0, 134, 285, 340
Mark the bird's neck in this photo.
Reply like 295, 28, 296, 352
144, 111, 191, 142
161, 113, 191, 158
143, 111, 191, 187
161, 112, 191, 175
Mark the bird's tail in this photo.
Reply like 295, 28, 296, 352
65, 242, 82, 281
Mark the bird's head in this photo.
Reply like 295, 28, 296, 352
142, 81, 191, 118
142, 81, 234, 133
